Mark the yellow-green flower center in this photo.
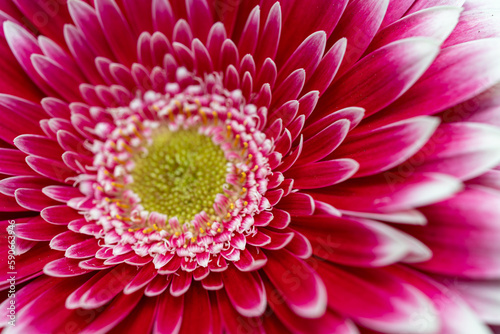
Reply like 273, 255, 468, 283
129, 128, 228, 224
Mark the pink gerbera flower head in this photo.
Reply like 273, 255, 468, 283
1, 0, 500, 333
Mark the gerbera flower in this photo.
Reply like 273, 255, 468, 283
1, 0, 500, 333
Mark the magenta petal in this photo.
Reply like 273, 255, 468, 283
14, 134, 64, 160
310, 172, 461, 213
15, 188, 59, 211
95, 0, 137, 67
295, 119, 350, 166
334, 117, 439, 177
315, 261, 439, 334
265, 273, 354, 334
367, 6, 462, 53
277, 31, 326, 84
0, 148, 37, 176
222, 266, 266, 317
302, 37, 346, 97
31, 54, 83, 102
170, 270, 192, 297
145, 274, 171, 297
201, 272, 223, 290
123, 262, 158, 294
286, 159, 359, 189
367, 38, 500, 128
65, 238, 100, 259
254, 2, 281, 68
263, 249, 327, 318
16, 216, 66, 241
0, 176, 50, 196
3, 21, 60, 97
328, 0, 389, 76
178, 283, 212, 334
26, 155, 75, 182
293, 215, 431, 267
404, 187, 500, 279
80, 264, 136, 309
185, 0, 213, 43
42, 205, 82, 225
80, 291, 143, 334
444, 9, 500, 47
217, 289, 265, 333
276, 192, 315, 216
43, 257, 92, 277
0, 95, 46, 144
302, 107, 364, 139
318, 37, 440, 120
154, 291, 184, 333
406, 122, 500, 180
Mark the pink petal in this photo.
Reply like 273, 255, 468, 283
367, 6, 462, 53
43, 257, 92, 277
154, 292, 184, 333
317, 38, 440, 120
222, 266, 266, 317
365, 38, 500, 129
178, 282, 212, 334
95, 0, 137, 67
295, 119, 350, 166
286, 159, 359, 189
421, 123, 500, 180
309, 172, 462, 213
333, 117, 439, 177
264, 249, 327, 318
314, 261, 439, 334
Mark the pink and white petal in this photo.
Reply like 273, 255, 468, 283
123, 262, 158, 294
388, 266, 494, 334
3, 21, 60, 97
441, 82, 500, 127
445, 278, 500, 325
265, 273, 357, 334
216, 289, 265, 334
364, 38, 500, 129
43, 257, 93, 277
405, 122, 500, 180
285, 159, 359, 189
15, 188, 59, 211
317, 38, 440, 121
94, 0, 137, 67
4, 275, 97, 334
328, 0, 389, 76
154, 292, 184, 334
0, 95, 46, 144
275, 0, 348, 66
295, 119, 350, 166
263, 249, 327, 318
308, 172, 462, 213
79, 264, 137, 309
314, 261, 440, 334
404, 187, 500, 279
406, 0, 465, 14
222, 266, 266, 317
292, 214, 431, 267
367, 6, 461, 53
79, 291, 144, 334
16, 216, 66, 241
333, 117, 439, 177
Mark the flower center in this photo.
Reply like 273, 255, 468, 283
129, 128, 228, 224
83, 76, 274, 267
